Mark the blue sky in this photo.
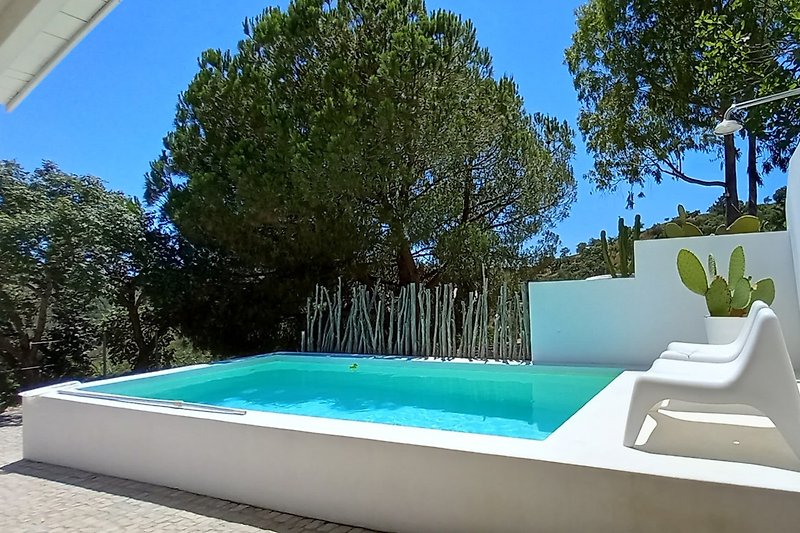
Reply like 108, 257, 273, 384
0, 0, 786, 251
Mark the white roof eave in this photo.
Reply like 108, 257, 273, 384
0, 0, 120, 112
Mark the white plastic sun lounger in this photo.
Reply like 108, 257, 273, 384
624, 307, 800, 460
660, 300, 770, 363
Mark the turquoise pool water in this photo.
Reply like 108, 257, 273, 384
84, 354, 621, 440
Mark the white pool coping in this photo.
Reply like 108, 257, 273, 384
20, 355, 800, 532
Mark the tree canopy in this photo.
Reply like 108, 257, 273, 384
566, 0, 800, 223
147, 0, 576, 288
0, 162, 175, 385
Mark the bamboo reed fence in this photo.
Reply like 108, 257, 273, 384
300, 275, 531, 361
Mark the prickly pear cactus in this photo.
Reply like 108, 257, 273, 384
715, 215, 761, 235
730, 277, 752, 310
705, 277, 732, 317
707, 254, 717, 278
677, 246, 776, 317
750, 278, 776, 308
664, 204, 703, 238
677, 249, 708, 295
727, 246, 746, 283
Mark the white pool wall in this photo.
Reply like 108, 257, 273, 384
22, 386, 800, 533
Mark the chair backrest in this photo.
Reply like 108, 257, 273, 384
736, 308, 798, 390
730, 300, 770, 353
786, 144, 800, 319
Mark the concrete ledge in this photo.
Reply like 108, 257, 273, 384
22, 371, 800, 533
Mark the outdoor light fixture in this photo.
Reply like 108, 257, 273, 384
714, 87, 800, 136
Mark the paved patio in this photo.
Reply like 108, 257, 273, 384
0, 409, 375, 533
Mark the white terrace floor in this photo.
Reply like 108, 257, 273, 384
517, 369, 800, 486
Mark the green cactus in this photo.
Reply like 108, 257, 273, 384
730, 277, 752, 309
727, 245, 745, 282
600, 215, 642, 278
664, 205, 703, 238
715, 215, 761, 235
600, 230, 616, 277
676, 245, 776, 316
665, 204, 761, 238
677, 249, 708, 295
751, 278, 776, 307
705, 277, 732, 316
707, 254, 717, 277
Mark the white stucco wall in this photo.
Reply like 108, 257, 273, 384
530, 232, 800, 369
21, 391, 800, 533
531, 142, 800, 370
531, 143, 800, 370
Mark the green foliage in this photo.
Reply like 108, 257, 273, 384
600, 215, 641, 277
166, 336, 214, 367
676, 246, 775, 317
566, 0, 800, 221
694, 0, 800, 175
147, 0, 576, 295
0, 161, 176, 385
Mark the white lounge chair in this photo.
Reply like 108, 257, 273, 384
624, 307, 800, 460
660, 300, 770, 363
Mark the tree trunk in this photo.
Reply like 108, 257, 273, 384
122, 286, 155, 371
7, 276, 53, 386
723, 134, 741, 226
747, 132, 759, 216
397, 239, 420, 285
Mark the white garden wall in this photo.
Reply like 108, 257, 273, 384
530, 145, 800, 371
530, 232, 800, 369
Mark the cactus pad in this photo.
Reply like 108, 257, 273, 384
728, 245, 745, 283
707, 254, 717, 278
677, 249, 708, 295
730, 277, 752, 310
705, 277, 732, 317
726, 215, 761, 234
751, 278, 776, 306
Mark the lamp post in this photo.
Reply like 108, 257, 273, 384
714, 87, 800, 136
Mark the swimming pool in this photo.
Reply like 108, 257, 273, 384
82, 354, 620, 440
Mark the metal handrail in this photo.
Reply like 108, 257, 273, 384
58, 389, 247, 415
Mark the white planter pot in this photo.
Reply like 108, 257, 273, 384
704, 316, 745, 344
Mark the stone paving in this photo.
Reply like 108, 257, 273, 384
0, 409, 378, 532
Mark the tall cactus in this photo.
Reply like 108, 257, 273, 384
299, 271, 531, 361
600, 214, 641, 278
